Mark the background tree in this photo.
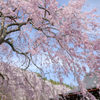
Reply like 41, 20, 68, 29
0, 0, 100, 99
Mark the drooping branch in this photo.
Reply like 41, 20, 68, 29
4, 38, 44, 72
4, 38, 28, 55
22, 71, 35, 89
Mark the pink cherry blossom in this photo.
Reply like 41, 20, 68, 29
0, 0, 100, 99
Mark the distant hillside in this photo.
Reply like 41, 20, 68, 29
34, 72, 75, 89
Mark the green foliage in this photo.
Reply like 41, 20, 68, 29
35, 72, 75, 89
35, 72, 42, 78
42, 77, 47, 80
34, 72, 47, 80
49, 79, 74, 89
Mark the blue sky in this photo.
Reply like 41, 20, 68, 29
57, 0, 100, 14
57, 0, 100, 8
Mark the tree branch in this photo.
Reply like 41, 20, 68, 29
4, 38, 43, 72
4, 39, 28, 55
0, 11, 5, 36
39, 6, 50, 15
0, 73, 5, 85
6, 22, 27, 34
6, 22, 27, 29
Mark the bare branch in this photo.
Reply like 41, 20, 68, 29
39, 6, 50, 15
42, 17, 50, 23
5, 16, 19, 23
6, 22, 27, 29
6, 22, 27, 34
7, 27, 20, 34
